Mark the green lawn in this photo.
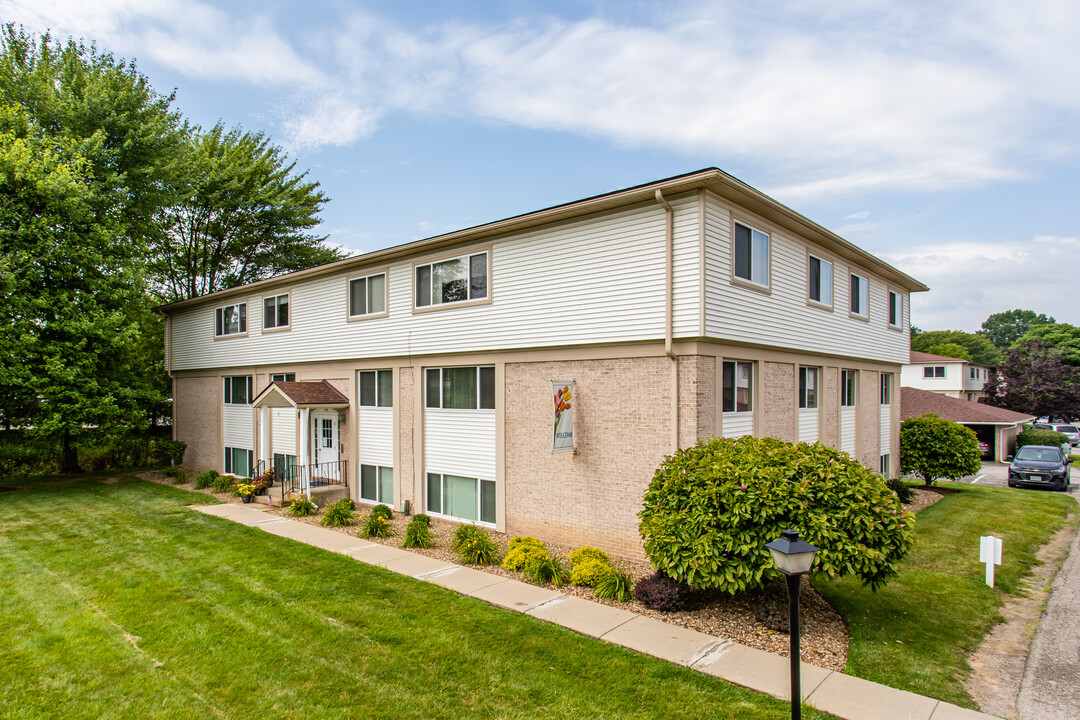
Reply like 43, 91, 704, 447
0, 474, 837, 719
814, 482, 1077, 708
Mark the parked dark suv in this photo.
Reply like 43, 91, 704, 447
1008, 445, 1072, 491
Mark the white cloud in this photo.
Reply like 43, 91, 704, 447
881, 235, 1080, 331
845, 211, 871, 220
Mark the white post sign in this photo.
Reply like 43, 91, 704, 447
552, 380, 576, 454
979, 535, 1003, 587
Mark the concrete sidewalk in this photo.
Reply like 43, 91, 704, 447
192, 503, 999, 720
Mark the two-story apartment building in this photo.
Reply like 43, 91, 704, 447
901, 351, 992, 402
159, 168, 927, 558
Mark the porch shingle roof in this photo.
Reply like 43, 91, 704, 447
266, 380, 349, 406
900, 386, 1034, 425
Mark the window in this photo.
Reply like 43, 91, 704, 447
427, 472, 496, 524
425, 366, 495, 409
223, 376, 253, 404
360, 465, 394, 504
215, 303, 247, 336
808, 255, 833, 306
888, 291, 902, 327
271, 373, 295, 382
923, 366, 946, 379
348, 273, 386, 317
841, 370, 857, 407
880, 372, 892, 405
733, 222, 769, 287
799, 367, 818, 409
273, 453, 297, 481
415, 251, 488, 307
224, 447, 252, 477
880, 454, 891, 478
359, 370, 393, 407
849, 274, 868, 317
263, 294, 289, 330
722, 361, 753, 413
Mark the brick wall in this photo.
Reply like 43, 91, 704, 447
762, 361, 796, 441
860, 370, 881, 467
173, 375, 221, 473
821, 366, 839, 448
678, 355, 716, 448
398, 367, 415, 507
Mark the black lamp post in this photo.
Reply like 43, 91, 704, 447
765, 529, 820, 720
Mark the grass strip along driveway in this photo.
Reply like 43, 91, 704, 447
814, 482, 1076, 709
0, 474, 838, 720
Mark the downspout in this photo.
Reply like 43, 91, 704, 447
655, 189, 679, 454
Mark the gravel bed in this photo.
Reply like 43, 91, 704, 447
141, 470, 949, 673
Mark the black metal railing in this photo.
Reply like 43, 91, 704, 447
277, 459, 348, 504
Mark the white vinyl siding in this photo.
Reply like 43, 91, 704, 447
879, 405, 892, 459
357, 406, 394, 468
424, 410, 497, 483
167, 194, 702, 371
271, 408, 297, 456
703, 192, 909, 364
799, 410, 819, 443
223, 404, 254, 451
840, 408, 857, 455
721, 413, 754, 439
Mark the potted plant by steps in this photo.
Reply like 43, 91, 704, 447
236, 483, 255, 503
257, 468, 275, 488
252, 478, 268, 496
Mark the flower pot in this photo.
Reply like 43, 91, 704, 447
241, 494, 253, 504
255, 488, 265, 496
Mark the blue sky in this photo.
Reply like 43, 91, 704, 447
7, 0, 1080, 332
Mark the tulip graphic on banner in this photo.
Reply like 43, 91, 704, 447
552, 381, 575, 453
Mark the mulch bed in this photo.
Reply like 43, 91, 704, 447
140, 470, 947, 673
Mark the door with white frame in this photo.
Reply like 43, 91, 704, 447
311, 411, 339, 468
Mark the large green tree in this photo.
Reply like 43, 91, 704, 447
979, 309, 1055, 351
911, 329, 1001, 366
984, 339, 1080, 422
924, 342, 972, 361
1014, 322, 1080, 366
150, 123, 343, 302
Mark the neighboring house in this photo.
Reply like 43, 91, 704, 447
901, 351, 992, 402
901, 386, 1033, 463
158, 168, 928, 558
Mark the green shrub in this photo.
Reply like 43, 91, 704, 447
370, 504, 394, 521
525, 554, 569, 586
287, 494, 317, 517
361, 512, 394, 538
212, 474, 238, 494
886, 477, 914, 504
900, 413, 981, 486
194, 470, 219, 490
570, 557, 613, 587
1016, 428, 1068, 450
568, 546, 610, 567
161, 466, 188, 484
638, 436, 915, 593
152, 439, 187, 466
502, 536, 549, 572
595, 568, 635, 602
321, 499, 356, 527
401, 517, 435, 549
452, 525, 500, 565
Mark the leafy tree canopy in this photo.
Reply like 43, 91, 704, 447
900, 414, 981, 486
924, 343, 972, 361
1014, 322, 1080, 366
911, 330, 1001, 366
984, 339, 1080, 422
979, 309, 1055, 351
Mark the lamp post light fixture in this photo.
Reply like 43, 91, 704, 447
766, 528, 820, 720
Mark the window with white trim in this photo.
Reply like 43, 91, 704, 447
923, 366, 945, 379
733, 221, 769, 287
799, 366, 819, 409
360, 465, 394, 504
888, 291, 902, 327
849, 274, 869, 317
415, 251, 488, 307
808, 255, 832, 306
263, 293, 289, 330
215, 303, 247, 336
348, 272, 386, 317
271, 373, 295, 382
880, 453, 891, 478
273, 453, 297, 480
722, 361, 753, 413
425, 366, 495, 409
427, 472, 495, 525
225, 447, 252, 477
880, 372, 893, 405
223, 376, 253, 404
841, 370, 857, 407
359, 370, 393, 407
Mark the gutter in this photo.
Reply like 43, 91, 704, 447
656, 189, 679, 454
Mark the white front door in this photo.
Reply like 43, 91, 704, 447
312, 412, 339, 467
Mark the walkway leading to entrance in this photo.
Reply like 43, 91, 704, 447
193, 503, 997, 720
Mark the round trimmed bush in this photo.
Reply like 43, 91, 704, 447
638, 436, 914, 594
1016, 428, 1068, 450
568, 546, 610, 567
502, 536, 549, 572
570, 557, 613, 587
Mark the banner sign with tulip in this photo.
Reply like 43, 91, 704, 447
552, 381, 576, 453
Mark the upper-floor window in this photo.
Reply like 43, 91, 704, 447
841, 370, 857, 407
271, 373, 295, 382
722, 360, 753, 413
359, 370, 393, 407
415, 252, 488, 308
263, 294, 289, 330
849, 274, 869, 317
881, 373, 893, 405
808, 255, 832, 306
215, 303, 246, 337
733, 222, 769, 288
224, 375, 253, 405
923, 366, 945, 379
425, 366, 495, 409
349, 272, 387, 318
799, 366, 819, 409
888, 291, 902, 327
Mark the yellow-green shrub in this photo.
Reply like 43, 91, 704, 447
570, 557, 613, 587
568, 546, 610, 566
502, 536, 549, 572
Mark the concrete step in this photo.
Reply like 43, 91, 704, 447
250, 485, 348, 507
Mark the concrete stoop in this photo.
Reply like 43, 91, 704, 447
250, 484, 348, 507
